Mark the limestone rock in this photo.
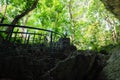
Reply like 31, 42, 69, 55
42, 50, 98, 80
0, 56, 55, 80
100, 0, 120, 20
99, 46, 120, 80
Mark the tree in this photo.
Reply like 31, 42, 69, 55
6, 0, 38, 37
0, 0, 120, 50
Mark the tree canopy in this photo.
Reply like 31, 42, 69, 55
0, 0, 120, 50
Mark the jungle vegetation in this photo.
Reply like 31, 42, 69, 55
0, 0, 120, 50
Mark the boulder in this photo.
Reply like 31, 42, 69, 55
41, 50, 101, 80
0, 56, 55, 80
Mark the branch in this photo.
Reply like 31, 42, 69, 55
6, 0, 39, 38
11, 0, 39, 24
68, 0, 75, 27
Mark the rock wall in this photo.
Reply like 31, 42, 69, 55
99, 46, 120, 80
41, 50, 107, 80
100, 0, 120, 20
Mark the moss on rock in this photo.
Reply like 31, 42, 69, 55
102, 46, 120, 80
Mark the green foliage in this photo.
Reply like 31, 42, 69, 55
0, 0, 120, 50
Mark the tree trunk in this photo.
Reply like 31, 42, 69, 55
6, 0, 39, 37
68, 0, 75, 41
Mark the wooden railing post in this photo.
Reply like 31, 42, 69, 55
0, 24, 62, 50
50, 32, 53, 47
13, 29, 19, 43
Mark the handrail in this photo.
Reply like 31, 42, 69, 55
0, 23, 63, 36
0, 24, 63, 45
0, 31, 47, 36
